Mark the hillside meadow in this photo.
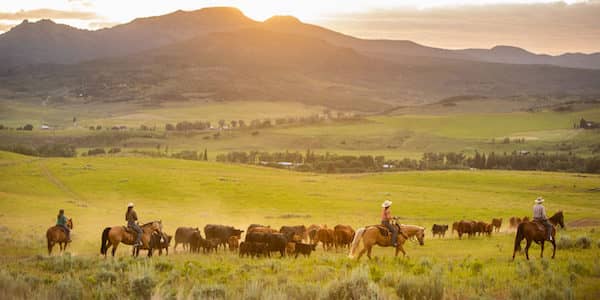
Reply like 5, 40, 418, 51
1, 151, 599, 299
1, 101, 599, 160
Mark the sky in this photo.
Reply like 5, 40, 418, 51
0, 0, 598, 54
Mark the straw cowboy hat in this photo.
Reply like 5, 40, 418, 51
535, 197, 544, 204
127, 202, 134, 207
381, 200, 392, 208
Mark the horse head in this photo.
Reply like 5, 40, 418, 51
67, 218, 73, 230
555, 211, 565, 229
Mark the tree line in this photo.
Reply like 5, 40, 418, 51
217, 150, 600, 174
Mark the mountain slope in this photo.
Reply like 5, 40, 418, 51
3, 28, 600, 112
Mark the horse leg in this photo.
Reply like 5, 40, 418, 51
540, 241, 545, 258
367, 246, 373, 259
47, 240, 54, 255
112, 243, 118, 257
551, 239, 556, 259
357, 246, 368, 261
524, 239, 532, 260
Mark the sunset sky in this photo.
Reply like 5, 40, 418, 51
1, 0, 599, 55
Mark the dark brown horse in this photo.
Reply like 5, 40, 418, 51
100, 221, 162, 257
46, 219, 73, 255
512, 211, 565, 260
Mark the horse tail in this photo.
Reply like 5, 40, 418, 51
100, 227, 111, 255
514, 223, 524, 253
348, 227, 366, 258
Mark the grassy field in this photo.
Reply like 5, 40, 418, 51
1, 151, 599, 299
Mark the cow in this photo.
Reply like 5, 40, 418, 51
280, 225, 307, 242
149, 231, 171, 256
189, 231, 204, 253
204, 224, 244, 249
333, 224, 355, 250
431, 224, 448, 238
228, 236, 239, 252
456, 220, 476, 239
246, 232, 288, 257
491, 218, 502, 232
307, 224, 321, 244
247, 225, 278, 234
522, 216, 530, 223
174, 227, 200, 253
451, 222, 459, 235
474, 221, 488, 236
483, 223, 493, 236
202, 238, 220, 253
239, 241, 249, 257
294, 243, 317, 258
286, 242, 296, 255
249, 242, 270, 258
314, 227, 335, 251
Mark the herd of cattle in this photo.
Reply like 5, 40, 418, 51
145, 217, 528, 257
431, 216, 531, 239
147, 224, 355, 258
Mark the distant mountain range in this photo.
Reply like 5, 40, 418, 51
1, 7, 599, 111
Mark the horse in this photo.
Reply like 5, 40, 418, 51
512, 211, 565, 260
348, 224, 425, 260
46, 219, 73, 255
100, 221, 162, 257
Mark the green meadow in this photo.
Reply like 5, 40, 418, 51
1, 151, 599, 299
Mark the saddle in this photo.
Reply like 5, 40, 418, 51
371, 225, 408, 239
123, 226, 136, 234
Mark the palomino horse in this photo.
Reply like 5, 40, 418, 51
348, 224, 425, 260
46, 219, 73, 255
512, 211, 565, 260
100, 221, 162, 257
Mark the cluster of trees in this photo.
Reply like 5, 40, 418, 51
217, 150, 385, 173
1, 144, 76, 157
217, 150, 600, 174
171, 149, 208, 161
164, 113, 360, 132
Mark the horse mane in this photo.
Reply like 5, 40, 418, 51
141, 220, 160, 227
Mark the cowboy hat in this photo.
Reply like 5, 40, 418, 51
127, 202, 134, 207
381, 200, 392, 208
535, 197, 544, 204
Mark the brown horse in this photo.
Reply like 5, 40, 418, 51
348, 224, 425, 260
46, 219, 73, 255
100, 221, 162, 257
512, 211, 565, 260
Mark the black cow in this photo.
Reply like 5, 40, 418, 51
202, 238, 220, 253
149, 232, 172, 256
246, 232, 288, 257
431, 224, 449, 238
279, 225, 307, 242
204, 224, 244, 249
174, 227, 199, 252
189, 231, 203, 253
294, 243, 317, 258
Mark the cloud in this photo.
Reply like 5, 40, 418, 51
318, 1, 600, 54
0, 8, 99, 20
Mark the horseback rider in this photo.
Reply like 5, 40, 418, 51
381, 200, 398, 247
56, 209, 71, 242
533, 197, 553, 241
126, 203, 143, 246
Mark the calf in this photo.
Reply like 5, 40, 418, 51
228, 236, 239, 252
149, 232, 172, 256
202, 238, 220, 253
431, 224, 448, 238
189, 231, 204, 253
294, 243, 317, 258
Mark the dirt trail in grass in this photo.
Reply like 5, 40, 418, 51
39, 162, 88, 207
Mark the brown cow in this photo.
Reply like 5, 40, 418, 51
228, 236, 239, 252
333, 224, 355, 250
307, 224, 321, 244
314, 227, 335, 251
491, 218, 502, 232
174, 227, 200, 253
456, 220, 476, 239
484, 223, 493, 236
522, 216, 530, 223
247, 226, 277, 234
280, 225, 307, 242
451, 222, 459, 235
475, 221, 488, 236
